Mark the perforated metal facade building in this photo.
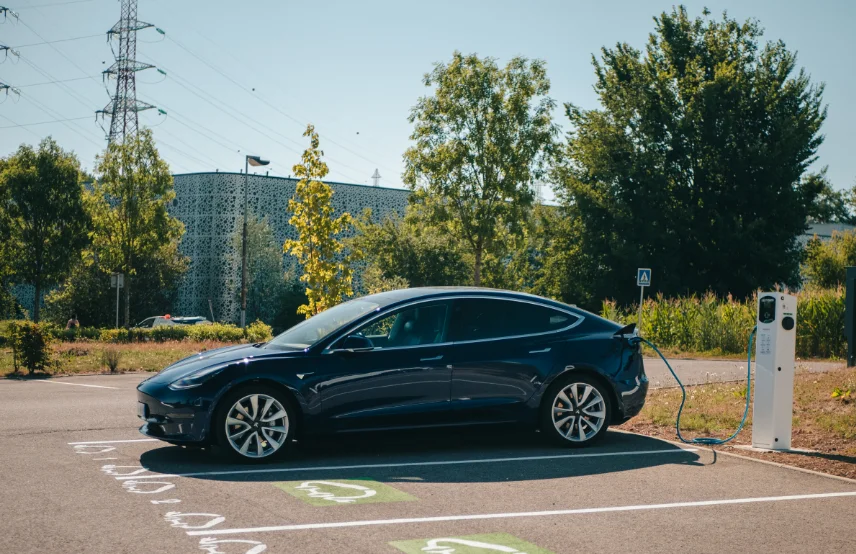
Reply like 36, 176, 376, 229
169, 172, 410, 323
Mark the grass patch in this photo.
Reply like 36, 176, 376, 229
621, 367, 856, 478
1, 340, 231, 376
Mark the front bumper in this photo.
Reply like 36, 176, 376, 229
137, 378, 212, 444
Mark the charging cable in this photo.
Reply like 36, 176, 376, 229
635, 326, 757, 445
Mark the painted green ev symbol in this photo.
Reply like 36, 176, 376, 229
274, 479, 415, 506
390, 533, 555, 554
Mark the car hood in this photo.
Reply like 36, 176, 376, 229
145, 343, 305, 384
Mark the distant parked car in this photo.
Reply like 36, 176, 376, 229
134, 316, 211, 329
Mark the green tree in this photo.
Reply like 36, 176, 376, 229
555, 6, 826, 305
0, 156, 19, 317
284, 125, 353, 318
0, 138, 90, 321
349, 199, 472, 290
229, 212, 306, 327
89, 129, 187, 327
806, 170, 856, 224
403, 52, 558, 285
802, 231, 856, 288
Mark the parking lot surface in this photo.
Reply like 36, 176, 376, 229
1, 374, 854, 553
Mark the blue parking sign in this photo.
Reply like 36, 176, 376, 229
637, 268, 651, 287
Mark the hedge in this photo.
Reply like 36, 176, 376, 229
1, 320, 273, 345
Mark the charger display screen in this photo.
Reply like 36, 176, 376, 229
759, 296, 776, 324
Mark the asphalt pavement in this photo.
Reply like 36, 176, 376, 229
0, 371, 854, 554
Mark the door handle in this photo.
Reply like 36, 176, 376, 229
528, 347, 551, 354
420, 355, 443, 362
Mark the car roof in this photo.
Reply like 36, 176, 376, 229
362, 287, 573, 310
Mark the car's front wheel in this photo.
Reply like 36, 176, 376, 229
541, 374, 611, 446
215, 385, 295, 462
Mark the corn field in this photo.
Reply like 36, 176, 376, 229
601, 288, 846, 359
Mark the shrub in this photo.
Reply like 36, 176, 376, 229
187, 323, 245, 343
101, 346, 122, 372
245, 320, 273, 343
8, 321, 53, 374
99, 328, 129, 343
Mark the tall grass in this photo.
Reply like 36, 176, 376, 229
602, 288, 845, 359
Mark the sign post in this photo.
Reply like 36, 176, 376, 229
110, 273, 124, 329
636, 268, 651, 332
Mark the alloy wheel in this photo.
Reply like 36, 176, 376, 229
551, 382, 606, 442
224, 393, 289, 459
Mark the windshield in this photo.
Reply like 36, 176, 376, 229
265, 299, 381, 349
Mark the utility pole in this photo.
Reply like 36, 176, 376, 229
96, 0, 163, 143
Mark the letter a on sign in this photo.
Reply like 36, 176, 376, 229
637, 268, 651, 287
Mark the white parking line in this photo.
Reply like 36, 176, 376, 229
68, 439, 159, 445
35, 380, 119, 390
115, 448, 699, 480
187, 491, 856, 535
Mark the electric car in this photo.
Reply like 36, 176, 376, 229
137, 287, 648, 461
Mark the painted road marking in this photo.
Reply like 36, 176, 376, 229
391, 533, 554, 554
187, 491, 856, 535
115, 447, 699, 480
275, 479, 415, 506
68, 439, 159, 445
34, 380, 119, 390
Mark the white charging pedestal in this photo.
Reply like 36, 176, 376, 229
751, 293, 797, 451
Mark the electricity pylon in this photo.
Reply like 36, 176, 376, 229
96, 0, 161, 143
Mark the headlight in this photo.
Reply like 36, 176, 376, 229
168, 363, 230, 390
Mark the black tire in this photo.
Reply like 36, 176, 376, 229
214, 384, 297, 463
540, 373, 612, 447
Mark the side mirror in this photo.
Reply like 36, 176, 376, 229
339, 334, 374, 352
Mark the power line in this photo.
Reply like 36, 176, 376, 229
14, 75, 98, 87
0, 114, 90, 128
0, 112, 42, 139
140, 58, 365, 182
10, 32, 102, 48
163, 34, 399, 178
12, 0, 101, 9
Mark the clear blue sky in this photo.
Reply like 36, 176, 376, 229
1, 0, 853, 199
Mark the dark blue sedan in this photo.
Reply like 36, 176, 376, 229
137, 287, 648, 461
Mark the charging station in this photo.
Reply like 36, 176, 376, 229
751, 293, 797, 451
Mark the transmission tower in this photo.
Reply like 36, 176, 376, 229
371, 168, 381, 187
96, 0, 161, 143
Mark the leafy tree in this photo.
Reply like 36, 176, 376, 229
802, 230, 856, 288
349, 199, 472, 290
229, 212, 306, 328
0, 138, 90, 321
806, 170, 856, 224
403, 52, 558, 285
44, 245, 189, 328
89, 129, 187, 327
0, 157, 19, 318
284, 125, 353, 318
555, 7, 827, 305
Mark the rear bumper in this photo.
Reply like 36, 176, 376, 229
136, 379, 211, 444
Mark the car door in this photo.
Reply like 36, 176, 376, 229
445, 297, 580, 423
318, 300, 453, 431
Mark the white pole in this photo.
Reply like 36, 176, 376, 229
637, 285, 644, 332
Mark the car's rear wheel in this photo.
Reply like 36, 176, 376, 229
215, 385, 295, 462
541, 374, 611, 447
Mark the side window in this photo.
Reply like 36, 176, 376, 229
354, 303, 449, 349
448, 299, 578, 342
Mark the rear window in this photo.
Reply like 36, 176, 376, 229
448, 298, 578, 342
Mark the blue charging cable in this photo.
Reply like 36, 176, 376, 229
636, 326, 757, 445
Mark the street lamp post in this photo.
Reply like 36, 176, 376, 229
241, 155, 270, 328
